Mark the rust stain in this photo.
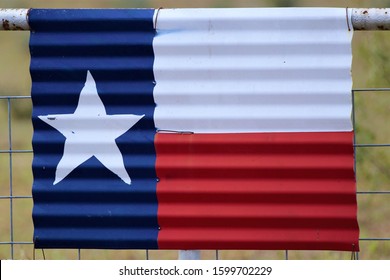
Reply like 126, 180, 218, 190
2, 19, 25, 30
2, 19, 10, 30
1, 9, 30, 30
12, 22, 25, 30
377, 25, 390, 30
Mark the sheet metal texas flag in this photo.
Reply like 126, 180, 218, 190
30, 8, 359, 251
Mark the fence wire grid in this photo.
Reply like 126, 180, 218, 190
1, 89, 390, 260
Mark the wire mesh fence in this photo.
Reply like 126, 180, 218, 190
0, 88, 389, 260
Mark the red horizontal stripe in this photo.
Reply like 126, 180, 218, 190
159, 228, 359, 251
155, 131, 359, 251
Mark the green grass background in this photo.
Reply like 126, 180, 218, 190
1, 0, 390, 259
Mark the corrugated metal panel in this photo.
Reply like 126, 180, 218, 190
30, 8, 359, 251
30, 9, 160, 249
153, 8, 353, 133
156, 132, 357, 250
153, 8, 358, 251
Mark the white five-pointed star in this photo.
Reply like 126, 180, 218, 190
39, 71, 144, 185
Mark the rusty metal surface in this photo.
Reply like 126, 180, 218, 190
0, 9, 30, 30
351, 8, 390, 30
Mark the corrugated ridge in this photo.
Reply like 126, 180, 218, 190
158, 228, 358, 251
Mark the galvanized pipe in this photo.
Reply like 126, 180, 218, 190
0, 9, 29, 30
351, 8, 390, 30
1, 8, 390, 31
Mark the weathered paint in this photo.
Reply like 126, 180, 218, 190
0, 9, 29, 30
351, 8, 390, 30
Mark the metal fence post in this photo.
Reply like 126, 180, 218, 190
179, 250, 201, 260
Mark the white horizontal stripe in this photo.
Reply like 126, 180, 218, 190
153, 8, 352, 133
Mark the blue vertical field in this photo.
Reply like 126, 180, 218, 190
30, 9, 158, 249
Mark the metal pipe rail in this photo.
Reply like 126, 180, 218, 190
0, 9, 29, 30
1, 8, 390, 31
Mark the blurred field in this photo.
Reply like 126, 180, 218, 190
1, 0, 390, 260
